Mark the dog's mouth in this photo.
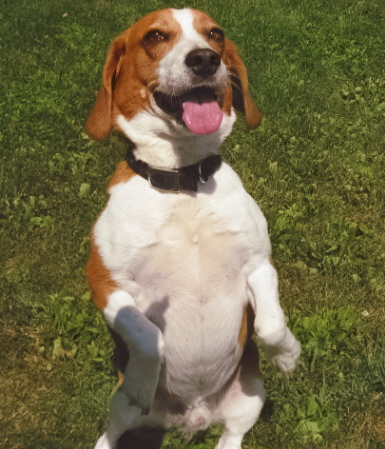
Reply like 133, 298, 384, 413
153, 86, 224, 135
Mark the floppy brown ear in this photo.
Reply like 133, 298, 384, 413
223, 39, 262, 130
86, 37, 126, 140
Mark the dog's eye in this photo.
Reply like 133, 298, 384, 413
143, 30, 168, 44
208, 28, 224, 43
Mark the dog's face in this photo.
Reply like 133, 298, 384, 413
86, 8, 261, 141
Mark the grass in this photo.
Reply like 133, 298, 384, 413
1, 0, 384, 447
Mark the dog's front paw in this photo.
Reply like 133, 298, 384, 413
262, 329, 301, 374
121, 352, 162, 414
270, 334, 301, 374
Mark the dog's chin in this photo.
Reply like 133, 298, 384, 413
153, 86, 224, 135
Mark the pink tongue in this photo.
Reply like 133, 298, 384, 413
182, 101, 223, 135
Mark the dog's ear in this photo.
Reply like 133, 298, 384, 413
223, 39, 262, 130
86, 37, 126, 140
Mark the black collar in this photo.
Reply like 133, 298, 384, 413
125, 151, 222, 192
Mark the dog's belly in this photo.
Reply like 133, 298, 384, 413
159, 304, 245, 401
133, 210, 249, 399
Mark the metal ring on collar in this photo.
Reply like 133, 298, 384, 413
198, 160, 208, 183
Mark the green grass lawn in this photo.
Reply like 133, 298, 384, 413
1, 0, 384, 448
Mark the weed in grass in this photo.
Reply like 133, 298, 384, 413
34, 292, 114, 371
292, 306, 361, 373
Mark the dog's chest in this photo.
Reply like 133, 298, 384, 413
150, 197, 245, 292
97, 166, 268, 305
99, 167, 269, 312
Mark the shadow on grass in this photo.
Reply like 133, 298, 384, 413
117, 427, 166, 449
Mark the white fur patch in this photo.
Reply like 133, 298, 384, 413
172, 9, 204, 42
116, 111, 235, 168
156, 9, 227, 97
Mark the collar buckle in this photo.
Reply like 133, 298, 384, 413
148, 166, 180, 192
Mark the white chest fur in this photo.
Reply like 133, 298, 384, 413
95, 163, 270, 298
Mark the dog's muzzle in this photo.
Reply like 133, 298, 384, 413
185, 48, 221, 79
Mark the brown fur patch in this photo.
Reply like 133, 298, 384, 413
112, 370, 125, 395
222, 39, 262, 129
86, 238, 117, 311
238, 303, 255, 347
108, 161, 137, 191
86, 9, 184, 140
192, 10, 225, 56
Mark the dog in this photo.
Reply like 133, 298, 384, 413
85, 8, 301, 449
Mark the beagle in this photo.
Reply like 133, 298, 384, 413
86, 8, 301, 449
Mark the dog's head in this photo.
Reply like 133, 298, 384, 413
86, 8, 261, 142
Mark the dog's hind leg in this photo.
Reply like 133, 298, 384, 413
94, 389, 165, 449
213, 342, 266, 449
95, 389, 139, 449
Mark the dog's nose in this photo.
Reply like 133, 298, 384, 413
185, 49, 221, 78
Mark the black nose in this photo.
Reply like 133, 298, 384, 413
185, 48, 221, 78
